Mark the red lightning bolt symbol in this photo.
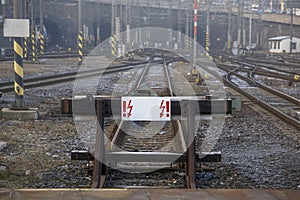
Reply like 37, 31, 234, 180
160, 100, 165, 118
127, 100, 133, 117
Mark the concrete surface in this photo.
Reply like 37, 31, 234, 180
1, 108, 39, 120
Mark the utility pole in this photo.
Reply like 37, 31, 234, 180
95, 1, 101, 46
206, 3, 210, 56
193, 0, 198, 64
2, 3, 4, 19
39, 0, 44, 55
39, 0, 43, 28
120, 2, 122, 33
78, 0, 82, 33
257, 0, 262, 49
227, 0, 232, 50
24, 0, 29, 60
242, 0, 246, 48
30, 0, 37, 61
168, 3, 172, 48
111, 0, 115, 36
78, 0, 83, 63
115, 4, 120, 43
185, 9, 190, 49
290, 8, 294, 54
177, 0, 182, 50
249, 1, 252, 48
237, 0, 242, 56
126, 0, 131, 46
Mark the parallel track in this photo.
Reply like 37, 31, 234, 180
0, 51, 80, 61
0, 62, 149, 94
220, 61, 300, 129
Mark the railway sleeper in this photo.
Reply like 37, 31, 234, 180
71, 150, 221, 163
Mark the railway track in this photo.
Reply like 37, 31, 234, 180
97, 53, 191, 188
214, 51, 300, 68
0, 61, 150, 94
0, 51, 80, 61
66, 49, 231, 189
219, 61, 300, 129
217, 62, 300, 83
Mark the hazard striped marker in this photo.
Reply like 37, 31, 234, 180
111, 35, 117, 58
24, 37, 28, 60
39, 33, 44, 55
206, 32, 210, 56
31, 32, 37, 61
78, 31, 83, 64
14, 38, 25, 106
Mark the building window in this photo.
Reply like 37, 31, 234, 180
292, 42, 296, 50
278, 42, 280, 49
273, 41, 277, 49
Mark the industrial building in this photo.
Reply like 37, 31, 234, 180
268, 36, 300, 53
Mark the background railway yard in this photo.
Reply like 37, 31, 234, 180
0, 51, 299, 191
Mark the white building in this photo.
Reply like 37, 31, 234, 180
268, 36, 300, 53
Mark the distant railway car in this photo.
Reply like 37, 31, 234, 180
268, 36, 300, 53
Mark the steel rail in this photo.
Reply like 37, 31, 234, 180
218, 64, 300, 105
0, 62, 150, 94
221, 65, 300, 129
107, 52, 190, 188
217, 63, 300, 82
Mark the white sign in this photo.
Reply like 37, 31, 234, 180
121, 97, 171, 121
3, 19, 30, 37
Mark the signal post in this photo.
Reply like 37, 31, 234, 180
1, 0, 38, 120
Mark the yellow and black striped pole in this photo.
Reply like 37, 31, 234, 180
78, 31, 83, 64
206, 10, 210, 57
13, 38, 25, 107
31, 32, 37, 61
24, 37, 28, 60
111, 34, 117, 58
39, 33, 44, 55
206, 32, 210, 57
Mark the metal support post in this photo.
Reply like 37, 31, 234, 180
111, 0, 115, 36
92, 100, 107, 188
185, 100, 196, 189
78, 0, 83, 63
125, 0, 131, 46
13, 0, 26, 108
111, 34, 117, 58
31, 32, 37, 61
237, 0, 242, 57
193, 0, 198, 64
116, 17, 120, 42
2, 1, 5, 18
39, 0, 44, 55
249, 7, 252, 49
242, 0, 246, 48
227, 0, 232, 50
177, 0, 182, 50
24, 37, 28, 60
206, 8, 210, 56
23, 0, 28, 60
30, 0, 37, 61
290, 8, 294, 54
78, 31, 83, 63
39, 33, 44, 55
185, 10, 190, 49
